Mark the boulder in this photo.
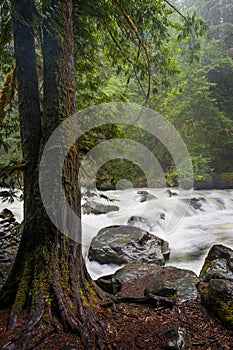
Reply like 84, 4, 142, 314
113, 263, 199, 303
82, 201, 119, 215
88, 225, 170, 265
194, 174, 213, 189
144, 279, 177, 301
200, 245, 233, 330
199, 244, 233, 282
201, 279, 233, 330
214, 172, 233, 189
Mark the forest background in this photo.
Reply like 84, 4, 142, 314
1, 0, 233, 191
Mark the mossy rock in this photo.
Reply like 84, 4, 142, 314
200, 245, 233, 282
201, 279, 233, 330
82, 201, 119, 215
194, 174, 213, 189
214, 172, 233, 189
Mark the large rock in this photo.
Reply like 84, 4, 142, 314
113, 263, 199, 303
194, 174, 213, 190
88, 225, 170, 265
200, 244, 233, 330
200, 244, 233, 282
144, 279, 177, 300
82, 201, 119, 215
201, 279, 233, 330
214, 172, 233, 189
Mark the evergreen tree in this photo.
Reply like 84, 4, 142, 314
0, 1, 206, 348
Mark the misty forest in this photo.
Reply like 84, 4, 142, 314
0, 0, 233, 349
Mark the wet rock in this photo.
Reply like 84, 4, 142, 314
95, 275, 121, 294
96, 181, 115, 191
160, 327, 191, 349
113, 263, 199, 304
0, 210, 21, 289
114, 262, 161, 282
200, 245, 233, 330
214, 172, 233, 189
144, 279, 177, 300
127, 216, 153, 231
0, 208, 14, 219
189, 197, 208, 211
201, 279, 233, 330
127, 214, 165, 231
82, 189, 97, 198
166, 190, 178, 197
88, 225, 170, 265
137, 190, 157, 202
195, 174, 213, 189
82, 201, 119, 215
200, 244, 233, 282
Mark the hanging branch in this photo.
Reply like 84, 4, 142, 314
164, 0, 188, 22
113, 0, 152, 103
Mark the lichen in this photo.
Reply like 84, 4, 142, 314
218, 300, 233, 328
14, 257, 32, 311
202, 285, 233, 330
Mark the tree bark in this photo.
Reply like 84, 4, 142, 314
0, 1, 107, 349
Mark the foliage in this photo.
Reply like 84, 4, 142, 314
0, 0, 209, 190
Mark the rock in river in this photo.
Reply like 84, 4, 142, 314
82, 201, 119, 215
88, 225, 170, 265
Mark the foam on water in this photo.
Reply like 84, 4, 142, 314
82, 188, 233, 278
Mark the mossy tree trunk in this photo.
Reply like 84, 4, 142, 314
0, 1, 107, 349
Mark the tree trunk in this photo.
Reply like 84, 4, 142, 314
0, 1, 107, 349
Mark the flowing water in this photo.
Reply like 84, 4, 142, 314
1, 188, 233, 280
82, 188, 233, 279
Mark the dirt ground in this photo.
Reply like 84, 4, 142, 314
1, 278, 233, 350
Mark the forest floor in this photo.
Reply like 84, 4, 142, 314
1, 278, 233, 350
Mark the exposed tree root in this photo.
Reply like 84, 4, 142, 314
1, 239, 111, 350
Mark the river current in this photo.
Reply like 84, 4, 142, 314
2, 188, 233, 280
83, 188, 233, 279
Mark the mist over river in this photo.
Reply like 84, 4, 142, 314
1, 188, 233, 280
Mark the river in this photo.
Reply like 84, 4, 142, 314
83, 188, 233, 279
1, 188, 233, 280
